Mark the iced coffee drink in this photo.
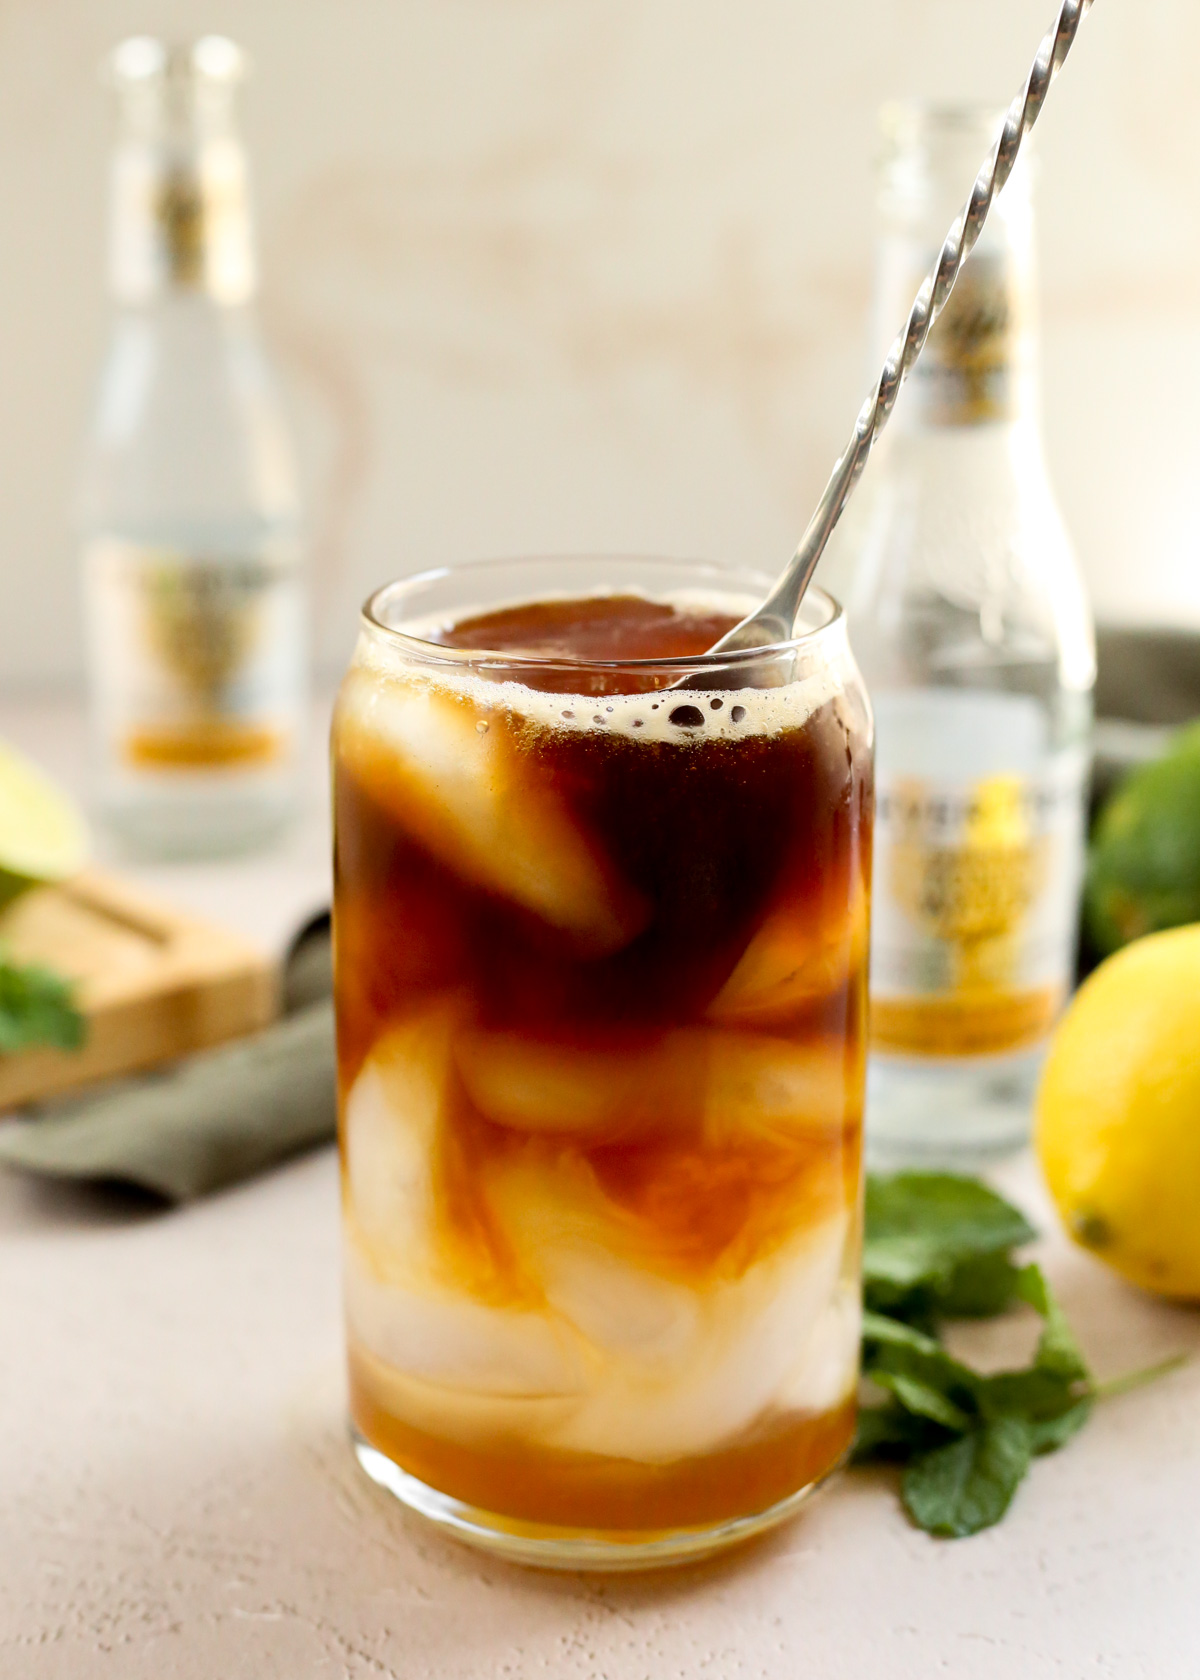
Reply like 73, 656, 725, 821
333, 557, 873, 1566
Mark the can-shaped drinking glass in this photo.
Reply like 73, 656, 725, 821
333, 556, 873, 1568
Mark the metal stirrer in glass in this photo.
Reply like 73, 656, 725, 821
704, 0, 1094, 674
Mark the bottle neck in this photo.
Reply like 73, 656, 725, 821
885, 244, 1039, 435
873, 124, 1040, 436
109, 134, 256, 307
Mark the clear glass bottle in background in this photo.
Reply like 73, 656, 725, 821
818, 103, 1095, 1163
78, 36, 306, 859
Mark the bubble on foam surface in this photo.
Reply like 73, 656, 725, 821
337, 671, 648, 955
350, 610, 844, 748
667, 704, 705, 730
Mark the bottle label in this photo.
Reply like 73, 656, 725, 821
869, 692, 1087, 1059
911, 250, 1023, 427
156, 166, 207, 288
110, 138, 255, 304
83, 538, 305, 776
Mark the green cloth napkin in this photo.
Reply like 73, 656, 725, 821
0, 914, 335, 1202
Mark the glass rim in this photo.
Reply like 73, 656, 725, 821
360, 554, 844, 674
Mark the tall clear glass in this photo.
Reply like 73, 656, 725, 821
820, 104, 1094, 1163
332, 556, 873, 1568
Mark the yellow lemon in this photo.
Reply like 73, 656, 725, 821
1035, 923, 1200, 1300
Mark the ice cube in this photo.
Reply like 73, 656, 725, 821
484, 1144, 851, 1461
339, 673, 647, 955
343, 998, 458, 1269
546, 1213, 850, 1462
343, 1008, 590, 1399
778, 1278, 861, 1414
345, 1002, 856, 1459
453, 1026, 702, 1138
345, 1235, 588, 1398
456, 1023, 853, 1144
350, 1335, 581, 1449
702, 1029, 856, 1143
708, 883, 867, 1027
485, 1153, 701, 1365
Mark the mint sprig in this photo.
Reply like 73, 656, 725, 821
0, 956, 85, 1055
863, 1172, 1035, 1328
855, 1172, 1179, 1539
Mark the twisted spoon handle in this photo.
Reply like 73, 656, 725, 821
714, 0, 1094, 657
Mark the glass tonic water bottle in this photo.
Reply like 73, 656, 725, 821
820, 104, 1094, 1162
79, 37, 306, 858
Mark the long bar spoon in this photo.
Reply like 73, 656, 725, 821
701, 0, 1095, 675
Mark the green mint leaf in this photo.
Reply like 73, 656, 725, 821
1014, 1263, 1092, 1385
864, 1174, 1037, 1323
863, 1234, 958, 1297
864, 1330, 983, 1427
871, 1370, 974, 1432
866, 1172, 1037, 1268
936, 1250, 1024, 1319
853, 1403, 951, 1464
969, 1266, 1093, 1448
855, 1174, 1135, 1537
862, 1257, 1020, 1328
861, 1310, 943, 1355
0, 958, 85, 1055
862, 1309, 978, 1388
902, 1416, 1034, 1538
1027, 1395, 1094, 1453
978, 1365, 1074, 1420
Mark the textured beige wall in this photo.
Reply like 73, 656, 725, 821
0, 0, 1197, 684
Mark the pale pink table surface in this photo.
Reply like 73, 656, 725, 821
1, 695, 1197, 1679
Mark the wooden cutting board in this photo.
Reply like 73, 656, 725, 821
0, 869, 279, 1109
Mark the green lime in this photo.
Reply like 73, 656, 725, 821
1084, 719, 1200, 957
0, 739, 88, 911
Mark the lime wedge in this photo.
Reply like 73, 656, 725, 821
0, 739, 88, 911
